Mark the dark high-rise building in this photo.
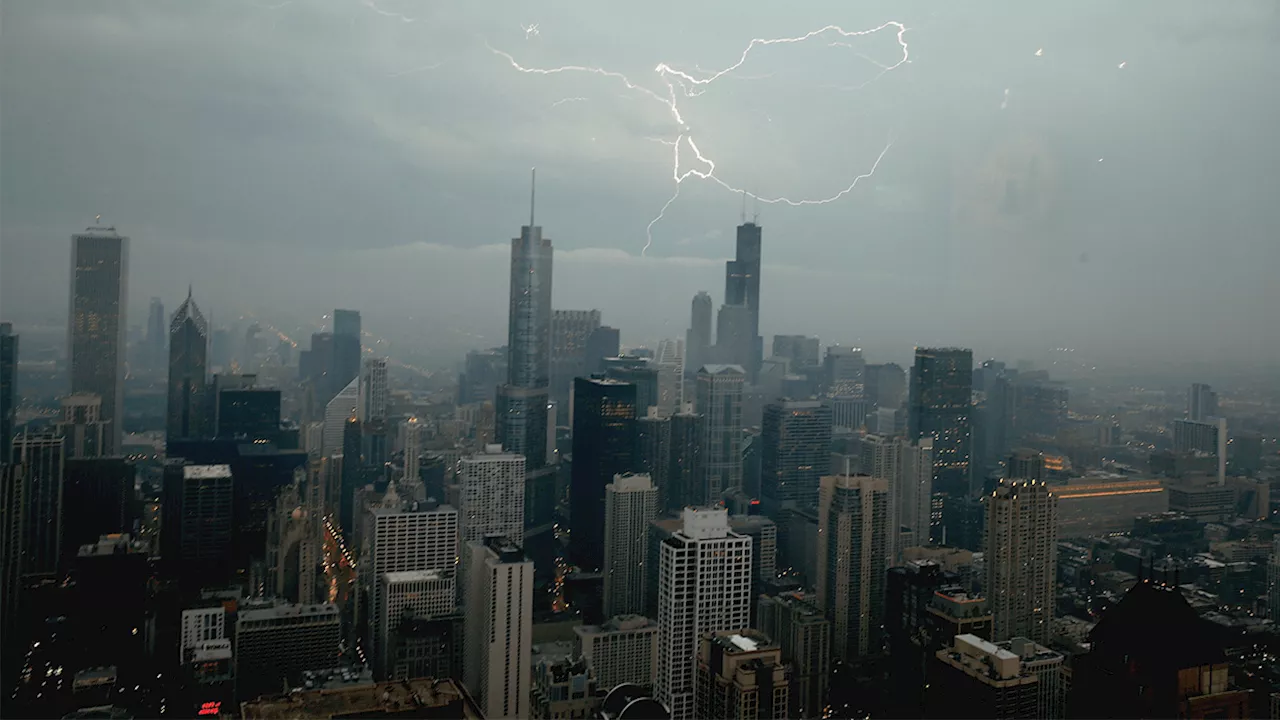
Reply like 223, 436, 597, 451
299, 331, 334, 406
637, 413, 671, 506
161, 461, 234, 588
771, 335, 820, 371
761, 400, 832, 514
695, 365, 745, 501
331, 309, 362, 401
865, 362, 907, 410
11, 430, 66, 579
551, 309, 601, 418
215, 388, 281, 441
70, 224, 129, 455
62, 458, 134, 564
583, 326, 620, 378
724, 221, 763, 377
667, 410, 704, 511
908, 348, 974, 500
167, 289, 209, 444
758, 591, 831, 719
497, 173, 554, 475
0, 323, 16, 465
603, 356, 660, 417
458, 347, 506, 406
570, 377, 637, 571
1010, 375, 1067, 441
685, 291, 713, 378
146, 297, 166, 369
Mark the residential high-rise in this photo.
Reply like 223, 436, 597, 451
860, 434, 902, 564
458, 445, 525, 547
603, 473, 659, 618
401, 416, 424, 483
761, 399, 832, 513
167, 289, 209, 444
233, 602, 341, 703
900, 439, 934, 546
359, 357, 389, 422
55, 394, 109, 459
571, 377, 638, 571
656, 507, 753, 720
497, 173, 554, 478
666, 410, 704, 511
1187, 382, 1217, 422
464, 535, 533, 720
757, 591, 830, 719
696, 629, 790, 720
695, 365, 745, 502
817, 473, 889, 661
985, 480, 1057, 644
574, 614, 659, 690
685, 292, 713, 379
0, 323, 16, 465
11, 430, 66, 578
69, 224, 129, 455
724, 221, 763, 378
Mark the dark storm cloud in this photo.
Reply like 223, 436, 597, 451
1, 0, 1277, 365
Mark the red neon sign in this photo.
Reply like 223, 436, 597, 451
198, 700, 221, 716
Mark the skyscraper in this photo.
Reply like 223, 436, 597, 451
322, 376, 359, 460
654, 338, 686, 412
667, 410, 704, 511
496, 173, 554, 479
817, 473, 889, 661
756, 591, 830, 719
695, 365, 745, 502
656, 507, 753, 720
685, 292, 713, 379
603, 473, 658, 618
724, 221, 763, 377
908, 347, 974, 497
550, 309, 601, 416
359, 357, 389, 423
464, 535, 533, 720
1, 323, 19, 465
167, 289, 209, 444
824, 346, 866, 397
70, 224, 129, 454
11, 430, 66, 578
458, 445, 525, 547
571, 377, 638, 571
603, 356, 660, 417
696, 629, 791, 720
331, 308, 362, 397
1187, 382, 1217, 422
160, 462, 234, 587
985, 480, 1057, 644
56, 394, 109, 459
771, 335, 820, 372
761, 399, 832, 513
900, 439, 934, 546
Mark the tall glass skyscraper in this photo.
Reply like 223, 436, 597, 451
166, 289, 208, 444
761, 399, 832, 512
69, 224, 129, 455
570, 377, 637, 571
907, 348, 974, 498
724, 221, 763, 376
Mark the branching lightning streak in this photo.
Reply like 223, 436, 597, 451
361, 0, 416, 23
491, 21, 909, 255
522, 23, 540, 40
550, 97, 589, 108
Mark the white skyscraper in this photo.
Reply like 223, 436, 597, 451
655, 338, 686, 412
900, 439, 934, 548
458, 445, 525, 547
656, 507, 753, 720
464, 535, 533, 720
359, 357, 389, 422
603, 473, 659, 618
400, 416, 424, 484
985, 480, 1058, 644
322, 376, 359, 459
360, 495, 459, 671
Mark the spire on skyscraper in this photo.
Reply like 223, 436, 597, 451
530, 167, 537, 228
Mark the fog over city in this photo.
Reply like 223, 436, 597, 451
3, 0, 1278, 369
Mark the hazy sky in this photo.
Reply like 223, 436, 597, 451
2, 0, 1277, 367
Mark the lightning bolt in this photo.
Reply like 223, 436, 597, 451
361, 0, 416, 23
550, 97, 589, 108
492, 21, 909, 255
522, 23, 540, 40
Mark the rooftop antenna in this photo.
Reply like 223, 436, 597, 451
530, 167, 537, 227
752, 193, 760, 224
95, 214, 101, 224
740, 190, 747, 224
188, 284, 193, 300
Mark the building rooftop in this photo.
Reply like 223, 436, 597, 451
241, 677, 483, 719
239, 602, 339, 623
383, 569, 452, 584
709, 629, 774, 655
183, 464, 232, 480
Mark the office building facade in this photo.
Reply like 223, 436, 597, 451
167, 290, 209, 443
817, 473, 889, 661
69, 225, 129, 454
985, 481, 1057, 644
761, 399, 832, 513
570, 378, 638, 570
695, 365, 745, 502
603, 473, 659, 617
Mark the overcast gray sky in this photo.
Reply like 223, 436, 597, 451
2, 0, 1277, 367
